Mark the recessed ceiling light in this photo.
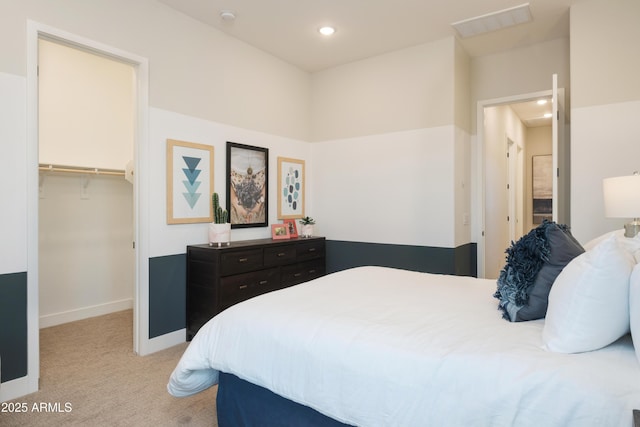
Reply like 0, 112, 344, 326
543, 113, 553, 118
318, 26, 336, 36
537, 99, 548, 105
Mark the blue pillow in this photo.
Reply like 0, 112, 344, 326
494, 221, 584, 322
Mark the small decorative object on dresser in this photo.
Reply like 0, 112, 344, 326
298, 216, 315, 238
186, 236, 326, 340
283, 218, 298, 238
271, 223, 290, 240
208, 193, 231, 247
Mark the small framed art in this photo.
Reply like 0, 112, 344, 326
277, 157, 305, 219
283, 218, 298, 238
166, 139, 214, 224
227, 142, 269, 228
271, 223, 290, 240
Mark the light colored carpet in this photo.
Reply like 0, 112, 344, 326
3, 310, 217, 426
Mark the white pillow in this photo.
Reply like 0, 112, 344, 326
583, 229, 640, 262
629, 263, 640, 365
542, 234, 635, 353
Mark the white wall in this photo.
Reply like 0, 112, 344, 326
0, 72, 27, 276
39, 175, 134, 326
309, 37, 470, 250
0, 0, 311, 142
483, 104, 527, 279
312, 127, 456, 248
38, 39, 134, 170
310, 38, 456, 142
570, 0, 640, 243
148, 107, 312, 257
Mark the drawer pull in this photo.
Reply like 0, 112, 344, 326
294, 273, 302, 277
277, 252, 286, 257
239, 285, 248, 290
259, 280, 268, 285
309, 269, 316, 274
308, 248, 316, 252
238, 258, 248, 263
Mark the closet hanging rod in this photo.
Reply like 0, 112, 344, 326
38, 163, 126, 177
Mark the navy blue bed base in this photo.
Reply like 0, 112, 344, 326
216, 372, 354, 427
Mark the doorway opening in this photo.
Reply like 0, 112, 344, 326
477, 79, 567, 279
37, 38, 135, 331
25, 21, 151, 398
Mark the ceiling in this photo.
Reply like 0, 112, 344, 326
157, 0, 582, 73
509, 97, 553, 128
157, 0, 577, 127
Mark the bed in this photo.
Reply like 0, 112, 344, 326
168, 230, 640, 427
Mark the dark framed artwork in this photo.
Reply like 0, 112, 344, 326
226, 141, 268, 228
532, 154, 553, 224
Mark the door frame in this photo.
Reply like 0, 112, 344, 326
23, 20, 150, 397
476, 89, 553, 279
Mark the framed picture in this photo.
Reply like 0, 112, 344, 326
532, 154, 553, 224
166, 139, 213, 224
277, 157, 305, 219
271, 223, 290, 240
283, 218, 298, 238
226, 142, 268, 228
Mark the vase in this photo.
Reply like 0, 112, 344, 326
301, 224, 314, 238
209, 223, 231, 247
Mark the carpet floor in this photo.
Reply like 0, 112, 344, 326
2, 310, 217, 426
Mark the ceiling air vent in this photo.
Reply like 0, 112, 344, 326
451, 3, 532, 38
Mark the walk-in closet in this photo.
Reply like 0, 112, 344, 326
38, 38, 135, 333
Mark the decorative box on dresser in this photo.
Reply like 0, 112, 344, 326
186, 236, 326, 340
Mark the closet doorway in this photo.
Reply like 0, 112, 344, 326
24, 22, 150, 397
38, 38, 135, 332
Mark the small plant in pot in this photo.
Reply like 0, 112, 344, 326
209, 193, 231, 247
298, 216, 315, 238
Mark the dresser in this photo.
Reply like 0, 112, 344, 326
186, 236, 326, 340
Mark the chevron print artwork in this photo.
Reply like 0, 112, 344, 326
181, 156, 202, 209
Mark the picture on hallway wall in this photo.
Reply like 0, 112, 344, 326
277, 157, 305, 220
532, 154, 553, 224
166, 139, 214, 224
226, 142, 268, 228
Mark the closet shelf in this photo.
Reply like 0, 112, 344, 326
39, 163, 126, 177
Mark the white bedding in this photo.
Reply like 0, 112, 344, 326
168, 266, 640, 427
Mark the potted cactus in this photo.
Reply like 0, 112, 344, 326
298, 216, 315, 238
209, 193, 231, 247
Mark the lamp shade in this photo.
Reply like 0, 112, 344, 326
603, 175, 640, 218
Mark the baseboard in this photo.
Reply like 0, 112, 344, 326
0, 375, 37, 403
39, 298, 134, 329
138, 328, 186, 356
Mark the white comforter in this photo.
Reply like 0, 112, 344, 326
168, 266, 640, 427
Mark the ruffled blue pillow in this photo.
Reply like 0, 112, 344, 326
494, 220, 584, 321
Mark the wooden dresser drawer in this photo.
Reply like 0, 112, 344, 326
219, 268, 280, 310
281, 259, 325, 287
220, 249, 263, 276
264, 245, 296, 266
187, 237, 325, 339
296, 240, 325, 261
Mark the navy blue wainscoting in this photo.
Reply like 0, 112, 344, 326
326, 241, 477, 277
0, 272, 28, 383
149, 254, 186, 339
